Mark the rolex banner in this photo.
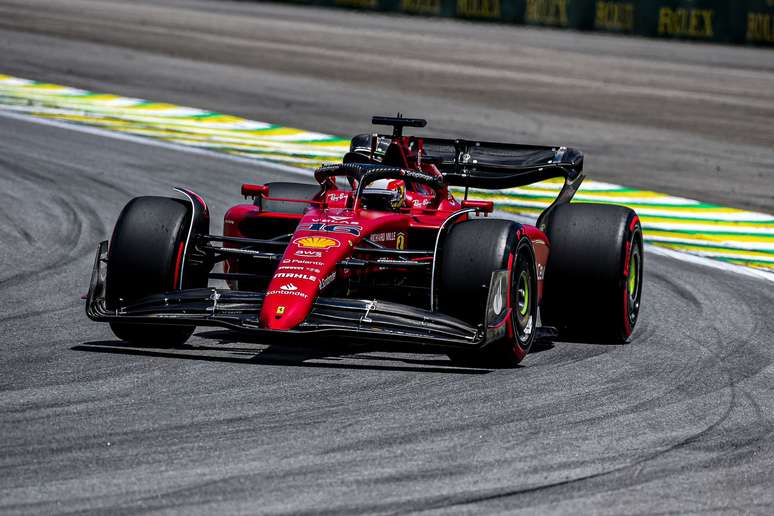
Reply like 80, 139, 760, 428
287, 0, 773, 46
745, 0, 774, 44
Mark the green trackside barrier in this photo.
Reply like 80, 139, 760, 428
330, 0, 526, 21
332, 0, 382, 9
636, 0, 745, 43
594, 0, 636, 33
523, 0, 597, 30
745, 0, 774, 44
270, 0, 774, 46
326, 0, 455, 14
330, 0, 410, 11
397, 0, 456, 16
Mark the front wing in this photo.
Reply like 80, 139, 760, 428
86, 242, 487, 349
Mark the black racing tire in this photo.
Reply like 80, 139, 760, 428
258, 182, 322, 215
109, 323, 195, 347
541, 203, 643, 343
105, 196, 199, 347
438, 219, 538, 368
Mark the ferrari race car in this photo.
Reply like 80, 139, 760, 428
86, 116, 643, 366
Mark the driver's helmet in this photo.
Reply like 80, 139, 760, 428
385, 179, 406, 209
362, 179, 405, 211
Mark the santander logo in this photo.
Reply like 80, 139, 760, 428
280, 283, 298, 291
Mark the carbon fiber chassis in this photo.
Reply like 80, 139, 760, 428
86, 242, 484, 348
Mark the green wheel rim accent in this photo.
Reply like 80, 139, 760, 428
517, 271, 530, 317
628, 253, 638, 297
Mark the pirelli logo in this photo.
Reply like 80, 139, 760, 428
657, 7, 714, 38
457, 0, 501, 19
401, 0, 442, 15
595, 1, 634, 32
525, 0, 569, 27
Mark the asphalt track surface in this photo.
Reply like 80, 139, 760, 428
1, 1, 773, 514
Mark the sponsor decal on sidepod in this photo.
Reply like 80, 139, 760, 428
267, 282, 309, 299
298, 223, 361, 236
274, 272, 318, 282
320, 272, 336, 290
396, 232, 406, 250
294, 236, 340, 249
295, 250, 323, 258
285, 258, 325, 266
266, 290, 309, 299
371, 232, 396, 243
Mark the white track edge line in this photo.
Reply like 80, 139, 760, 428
496, 211, 774, 283
644, 245, 774, 283
3, 108, 771, 284
0, 109, 314, 178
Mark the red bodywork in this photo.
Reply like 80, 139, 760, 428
84, 118, 596, 358
222, 135, 550, 332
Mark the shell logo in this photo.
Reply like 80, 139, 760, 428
294, 236, 340, 249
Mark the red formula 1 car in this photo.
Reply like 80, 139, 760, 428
86, 116, 643, 366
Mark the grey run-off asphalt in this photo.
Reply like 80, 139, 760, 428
0, 1, 773, 513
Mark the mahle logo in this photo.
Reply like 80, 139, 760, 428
294, 236, 340, 249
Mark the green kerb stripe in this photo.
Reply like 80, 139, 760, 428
1, 72, 772, 277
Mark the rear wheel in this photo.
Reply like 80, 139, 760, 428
438, 219, 537, 367
106, 196, 203, 346
541, 203, 643, 342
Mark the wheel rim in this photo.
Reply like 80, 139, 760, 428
626, 238, 643, 328
517, 271, 530, 317
628, 252, 638, 298
512, 251, 534, 344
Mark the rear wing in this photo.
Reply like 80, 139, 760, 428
350, 133, 583, 189
349, 132, 585, 231
421, 138, 584, 189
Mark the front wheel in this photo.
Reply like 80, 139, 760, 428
105, 196, 205, 347
437, 219, 537, 367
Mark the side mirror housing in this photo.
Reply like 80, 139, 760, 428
461, 199, 494, 214
241, 184, 269, 198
